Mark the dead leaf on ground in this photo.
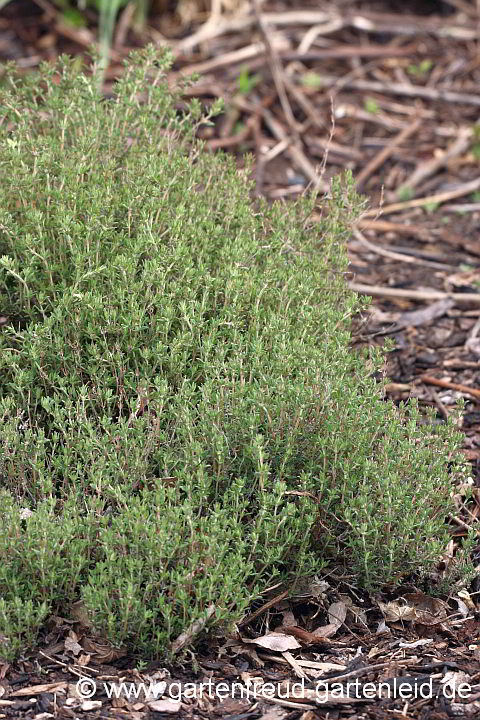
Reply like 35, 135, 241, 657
242, 632, 301, 652
81, 636, 128, 663
378, 592, 447, 625
312, 600, 347, 638
64, 631, 83, 656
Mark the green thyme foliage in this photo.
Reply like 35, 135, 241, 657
0, 47, 466, 661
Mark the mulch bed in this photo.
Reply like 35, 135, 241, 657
0, 1, 479, 718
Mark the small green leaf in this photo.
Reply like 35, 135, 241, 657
397, 185, 414, 201
61, 8, 87, 27
301, 72, 324, 89
236, 67, 260, 95
364, 97, 379, 114
407, 59, 432, 76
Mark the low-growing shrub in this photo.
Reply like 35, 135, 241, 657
0, 47, 466, 661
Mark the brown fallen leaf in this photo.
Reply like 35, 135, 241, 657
81, 636, 128, 663
378, 592, 446, 626
242, 632, 301, 652
313, 601, 347, 638
378, 599, 418, 623
65, 630, 83, 656
403, 592, 447, 625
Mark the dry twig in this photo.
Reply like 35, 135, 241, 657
361, 177, 480, 217
252, 0, 299, 136
349, 283, 480, 305
420, 375, 480, 401
355, 119, 421, 190
401, 131, 472, 191
352, 227, 453, 270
